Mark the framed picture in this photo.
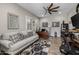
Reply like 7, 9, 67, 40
52, 22, 60, 27
8, 13, 19, 29
42, 22, 48, 27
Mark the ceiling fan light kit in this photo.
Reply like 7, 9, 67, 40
58, 11, 62, 14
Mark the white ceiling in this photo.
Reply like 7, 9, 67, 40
18, 3, 77, 18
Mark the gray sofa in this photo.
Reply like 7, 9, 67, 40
0, 31, 39, 55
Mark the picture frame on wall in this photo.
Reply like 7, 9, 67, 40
52, 22, 60, 27
42, 22, 48, 27
8, 13, 19, 29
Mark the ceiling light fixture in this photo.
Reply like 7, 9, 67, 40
58, 11, 62, 14
42, 14, 44, 17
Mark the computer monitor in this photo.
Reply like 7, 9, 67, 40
71, 13, 79, 28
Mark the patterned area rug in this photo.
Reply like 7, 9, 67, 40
20, 39, 51, 55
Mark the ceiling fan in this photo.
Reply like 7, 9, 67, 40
43, 3, 60, 15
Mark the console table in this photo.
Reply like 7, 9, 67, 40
73, 39, 79, 48
36, 32, 49, 39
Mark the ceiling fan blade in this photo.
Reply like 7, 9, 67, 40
43, 3, 59, 15
43, 7, 47, 11
44, 10, 47, 15
48, 11, 52, 14
76, 3, 79, 13
51, 10, 58, 12
43, 7, 47, 15
48, 3, 53, 10
53, 6, 60, 9
50, 6, 60, 11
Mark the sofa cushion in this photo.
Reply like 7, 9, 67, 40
0, 40, 13, 48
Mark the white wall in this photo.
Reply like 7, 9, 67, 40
67, 4, 77, 29
0, 3, 39, 33
40, 13, 68, 37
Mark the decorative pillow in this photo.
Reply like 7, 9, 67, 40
21, 32, 34, 39
21, 31, 27, 35
23, 35, 30, 39
17, 33, 24, 40
9, 33, 21, 43
9, 35, 15, 43
27, 32, 33, 37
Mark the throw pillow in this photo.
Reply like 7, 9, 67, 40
17, 33, 24, 40
27, 32, 33, 37
9, 33, 21, 43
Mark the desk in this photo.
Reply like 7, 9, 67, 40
69, 29, 79, 48
73, 39, 79, 48
69, 29, 79, 33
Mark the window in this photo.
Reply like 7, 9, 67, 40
8, 13, 19, 29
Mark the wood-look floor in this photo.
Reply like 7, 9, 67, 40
48, 37, 62, 55
40, 37, 62, 55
